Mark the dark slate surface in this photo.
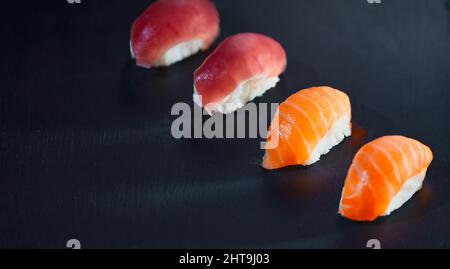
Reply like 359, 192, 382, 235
0, 0, 449, 248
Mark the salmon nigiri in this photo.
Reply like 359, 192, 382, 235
339, 136, 433, 222
130, 0, 219, 68
262, 86, 351, 169
193, 33, 287, 114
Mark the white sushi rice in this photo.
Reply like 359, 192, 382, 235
156, 39, 204, 66
193, 76, 280, 115
337, 167, 426, 219
304, 113, 351, 165
382, 170, 426, 216
130, 39, 203, 67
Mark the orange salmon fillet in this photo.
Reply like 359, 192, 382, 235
339, 135, 433, 221
262, 86, 351, 169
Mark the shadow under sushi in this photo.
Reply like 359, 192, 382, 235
254, 104, 400, 247
388, 159, 449, 221
261, 123, 371, 202
332, 160, 448, 248
119, 48, 209, 116
118, 56, 417, 248
171, 79, 287, 171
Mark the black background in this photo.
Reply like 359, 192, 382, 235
1, 0, 450, 248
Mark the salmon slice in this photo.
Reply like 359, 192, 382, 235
193, 33, 287, 114
262, 86, 352, 169
130, 0, 219, 68
339, 135, 433, 222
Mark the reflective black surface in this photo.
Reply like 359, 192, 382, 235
1, 0, 450, 248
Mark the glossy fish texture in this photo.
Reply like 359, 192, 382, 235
339, 136, 433, 222
262, 86, 351, 169
130, 0, 219, 68
193, 33, 287, 107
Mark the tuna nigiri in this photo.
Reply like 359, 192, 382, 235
339, 135, 433, 222
193, 33, 287, 114
130, 0, 220, 68
262, 86, 351, 169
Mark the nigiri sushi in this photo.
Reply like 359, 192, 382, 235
193, 33, 287, 114
130, 0, 219, 68
262, 86, 351, 169
339, 136, 433, 222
